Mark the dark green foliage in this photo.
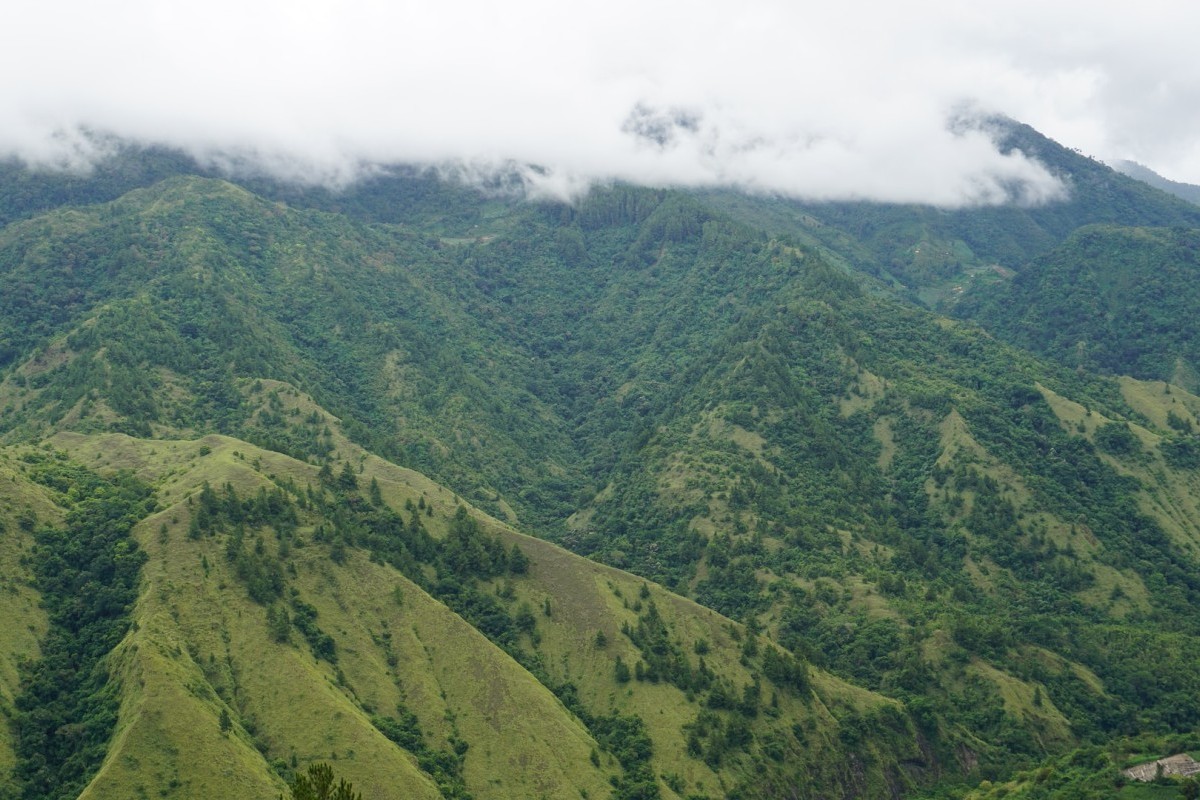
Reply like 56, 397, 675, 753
1094, 422, 1140, 455
8, 147, 1200, 798
962, 225, 1200, 385
192, 482, 295, 605
336, 462, 358, 491
267, 604, 291, 643
760, 646, 810, 696
10, 458, 153, 800
508, 544, 529, 574
372, 707, 473, 800
915, 733, 1200, 800
590, 712, 659, 800
1162, 437, 1200, 469
282, 762, 361, 800
622, 601, 712, 694
289, 596, 337, 663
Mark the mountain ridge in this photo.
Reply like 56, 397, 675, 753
2, 135, 1200, 798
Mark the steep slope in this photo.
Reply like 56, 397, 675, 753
52, 429, 605, 800
3, 157, 1200, 796
0, 402, 931, 799
0, 453, 56, 783
1112, 159, 1200, 207
702, 118, 1200, 299
555, 253, 1200, 775
958, 225, 1200, 391
0, 175, 587, 528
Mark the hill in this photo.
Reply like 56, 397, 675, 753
958, 225, 1200, 391
0, 409, 927, 800
1112, 160, 1200, 207
702, 119, 1200, 303
1, 145, 1200, 798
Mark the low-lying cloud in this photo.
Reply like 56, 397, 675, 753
3, 1, 1198, 205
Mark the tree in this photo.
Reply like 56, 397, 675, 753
267, 604, 291, 643
614, 656, 631, 683
337, 462, 358, 491
284, 763, 362, 800
508, 544, 529, 574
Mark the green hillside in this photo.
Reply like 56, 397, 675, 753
1, 145, 1200, 798
0, 414, 928, 799
959, 225, 1200, 391
703, 119, 1200, 300
1113, 160, 1200, 207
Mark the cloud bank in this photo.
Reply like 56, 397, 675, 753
3, 1, 1198, 205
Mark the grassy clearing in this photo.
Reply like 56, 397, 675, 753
965, 661, 1072, 750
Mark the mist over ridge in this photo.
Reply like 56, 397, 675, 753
7, 1, 1200, 205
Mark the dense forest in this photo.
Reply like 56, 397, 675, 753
2, 127, 1200, 799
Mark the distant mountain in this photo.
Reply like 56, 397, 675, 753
2, 131, 1200, 799
1111, 159, 1200, 206
704, 119, 1200, 298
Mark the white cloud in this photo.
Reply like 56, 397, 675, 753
2, 0, 1198, 203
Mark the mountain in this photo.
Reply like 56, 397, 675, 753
1111, 160, 1200, 207
1, 132, 1200, 799
0, 173, 932, 800
958, 224, 1200, 391
701, 119, 1200, 303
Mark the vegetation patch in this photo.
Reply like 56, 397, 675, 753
8, 454, 153, 800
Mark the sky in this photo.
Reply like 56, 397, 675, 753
3, 0, 1199, 206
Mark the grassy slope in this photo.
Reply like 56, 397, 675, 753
0, 175, 585, 528
0, 369, 931, 800
1040, 379, 1200, 559
47, 430, 610, 800
12, 400, 925, 799
3, 162, 1199, 797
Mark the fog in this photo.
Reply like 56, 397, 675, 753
4, 0, 1198, 204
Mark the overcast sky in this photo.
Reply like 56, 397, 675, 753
3, 0, 1198, 206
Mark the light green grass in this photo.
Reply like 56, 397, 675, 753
6, 419, 934, 799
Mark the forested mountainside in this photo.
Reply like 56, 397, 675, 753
958, 225, 1200, 391
1, 130, 1200, 800
701, 120, 1200, 302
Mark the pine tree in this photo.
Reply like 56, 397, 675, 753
267, 605, 291, 643
283, 763, 362, 800
337, 462, 358, 491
